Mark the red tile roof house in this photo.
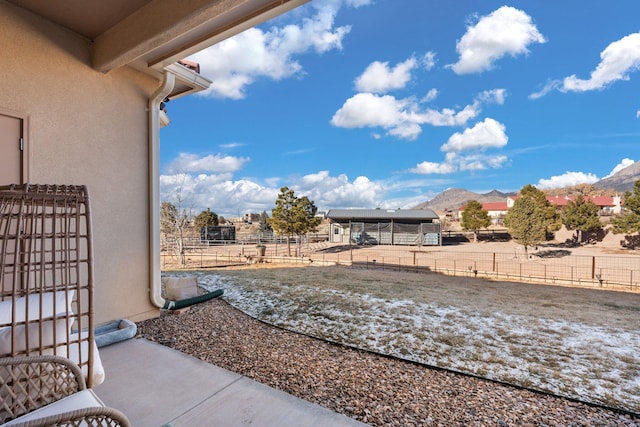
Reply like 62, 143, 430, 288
458, 195, 623, 225
456, 201, 510, 225
508, 195, 623, 215
0, 0, 308, 325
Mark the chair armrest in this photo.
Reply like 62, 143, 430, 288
7, 405, 131, 427
0, 355, 86, 422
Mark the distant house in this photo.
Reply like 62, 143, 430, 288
509, 195, 623, 215
458, 194, 623, 225
544, 195, 623, 215
327, 209, 441, 246
243, 213, 261, 224
457, 201, 509, 225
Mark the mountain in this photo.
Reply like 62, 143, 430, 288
413, 161, 639, 212
413, 188, 514, 212
594, 161, 640, 193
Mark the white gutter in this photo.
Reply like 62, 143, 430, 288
149, 71, 175, 308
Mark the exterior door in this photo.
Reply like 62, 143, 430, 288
0, 113, 23, 185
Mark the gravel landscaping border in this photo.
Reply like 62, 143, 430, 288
137, 299, 640, 426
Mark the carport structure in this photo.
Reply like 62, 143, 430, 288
327, 209, 441, 246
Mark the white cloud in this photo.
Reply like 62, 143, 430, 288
532, 32, 640, 98
408, 118, 509, 176
458, 153, 508, 171
422, 51, 437, 70
449, 6, 546, 74
189, 1, 371, 99
440, 118, 508, 152
295, 171, 385, 208
219, 142, 244, 149
165, 153, 249, 174
410, 152, 508, 175
160, 166, 392, 217
537, 171, 599, 189
562, 33, 640, 92
477, 88, 507, 105
420, 103, 481, 127
604, 158, 635, 178
331, 93, 485, 140
331, 93, 413, 128
410, 161, 457, 175
421, 88, 438, 103
355, 57, 418, 93
529, 79, 561, 100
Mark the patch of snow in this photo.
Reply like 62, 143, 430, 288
191, 272, 640, 412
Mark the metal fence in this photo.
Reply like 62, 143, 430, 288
161, 243, 640, 292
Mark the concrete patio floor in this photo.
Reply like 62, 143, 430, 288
94, 338, 369, 427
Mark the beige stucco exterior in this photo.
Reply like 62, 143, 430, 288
0, 2, 158, 322
0, 0, 308, 324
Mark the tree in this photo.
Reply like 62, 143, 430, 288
460, 200, 491, 242
194, 208, 218, 231
259, 210, 272, 233
611, 180, 640, 235
160, 175, 195, 265
268, 187, 321, 256
504, 185, 555, 256
160, 201, 191, 264
520, 184, 562, 237
562, 195, 601, 243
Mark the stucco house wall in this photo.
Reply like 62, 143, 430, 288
0, 3, 158, 322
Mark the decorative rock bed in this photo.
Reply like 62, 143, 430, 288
137, 299, 639, 426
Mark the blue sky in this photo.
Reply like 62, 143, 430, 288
159, 0, 640, 218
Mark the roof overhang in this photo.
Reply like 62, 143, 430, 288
8, 0, 309, 95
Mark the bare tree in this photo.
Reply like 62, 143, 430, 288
160, 175, 194, 265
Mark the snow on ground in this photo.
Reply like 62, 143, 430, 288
189, 272, 640, 413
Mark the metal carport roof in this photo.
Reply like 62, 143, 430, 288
326, 209, 439, 221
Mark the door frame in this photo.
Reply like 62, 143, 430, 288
0, 107, 30, 184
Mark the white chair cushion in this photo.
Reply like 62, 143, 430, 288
4, 389, 105, 425
65, 332, 105, 386
0, 291, 75, 325
0, 317, 70, 356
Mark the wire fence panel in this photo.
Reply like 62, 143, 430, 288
160, 242, 640, 292
318, 247, 640, 291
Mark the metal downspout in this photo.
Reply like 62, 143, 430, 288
149, 72, 175, 308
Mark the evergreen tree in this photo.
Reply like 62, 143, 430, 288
269, 187, 321, 255
562, 195, 601, 243
259, 210, 272, 233
520, 184, 561, 236
611, 180, 640, 234
504, 185, 552, 255
460, 200, 491, 242
194, 208, 218, 231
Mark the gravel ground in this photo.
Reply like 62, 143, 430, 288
137, 299, 639, 426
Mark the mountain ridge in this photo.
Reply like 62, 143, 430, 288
413, 161, 639, 212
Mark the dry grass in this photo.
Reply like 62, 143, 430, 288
177, 264, 640, 413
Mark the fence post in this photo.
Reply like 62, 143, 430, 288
492, 253, 496, 272
591, 256, 596, 279
519, 262, 522, 280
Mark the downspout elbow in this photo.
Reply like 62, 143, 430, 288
149, 72, 175, 308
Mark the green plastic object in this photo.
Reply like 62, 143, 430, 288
163, 289, 224, 310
